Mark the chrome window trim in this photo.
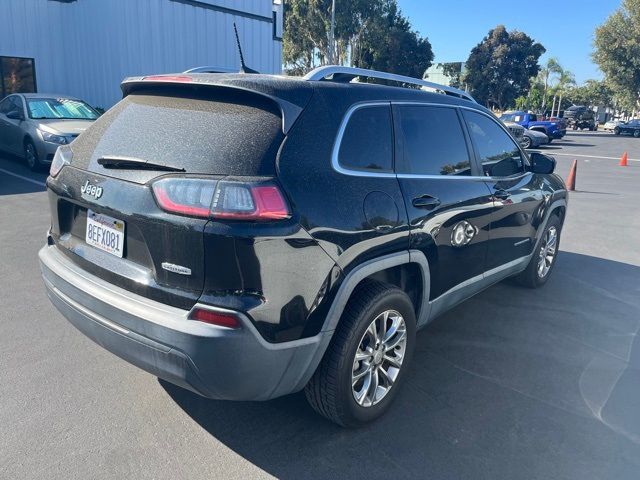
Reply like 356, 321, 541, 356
331, 101, 531, 181
331, 101, 396, 178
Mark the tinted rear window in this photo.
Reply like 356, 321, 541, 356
338, 105, 393, 172
70, 88, 283, 178
396, 105, 471, 176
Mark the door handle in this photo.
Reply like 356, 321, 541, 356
412, 195, 441, 209
493, 189, 511, 200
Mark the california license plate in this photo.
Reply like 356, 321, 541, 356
86, 210, 125, 258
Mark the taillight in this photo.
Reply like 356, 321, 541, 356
189, 307, 241, 329
151, 177, 291, 221
211, 181, 290, 220
50, 146, 72, 178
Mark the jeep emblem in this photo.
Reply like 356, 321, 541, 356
81, 180, 103, 199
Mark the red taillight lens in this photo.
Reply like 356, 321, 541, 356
211, 182, 290, 220
189, 308, 241, 329
152, 177, 216, 218
151, 177, 291, 221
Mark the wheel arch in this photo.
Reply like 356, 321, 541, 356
321, 251, 431, 334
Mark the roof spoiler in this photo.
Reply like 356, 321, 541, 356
120, 76, 303, 134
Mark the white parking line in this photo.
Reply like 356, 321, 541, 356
0, 168, 47, 187
531, 152, 639, 162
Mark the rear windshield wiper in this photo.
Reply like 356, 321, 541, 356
98, 156, 185, 172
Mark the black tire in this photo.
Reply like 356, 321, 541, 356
547, 138, 553, 144
521, 136, 532, 149
514, 214, 562, 288
24, 139, 41, 171
305, 281, 416, 427
614, 127, 621, 136
634, 130, 640, 138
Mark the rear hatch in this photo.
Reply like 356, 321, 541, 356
47, 85, 287, 309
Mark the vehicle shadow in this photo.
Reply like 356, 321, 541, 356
160, 251, 640, 480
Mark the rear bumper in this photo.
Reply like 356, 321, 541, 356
550, 129, 566, 139
39, 244, 331, 401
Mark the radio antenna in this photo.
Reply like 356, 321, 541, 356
234, 22, 259, 74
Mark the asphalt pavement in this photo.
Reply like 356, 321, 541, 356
1, 131, 639, 479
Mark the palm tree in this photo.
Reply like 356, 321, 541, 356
552, 69, 576, 117
540, 57, 562, 113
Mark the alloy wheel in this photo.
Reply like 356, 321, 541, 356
351, 309, 407, 407
25, 143, 37, 169
537, 226, 558, 278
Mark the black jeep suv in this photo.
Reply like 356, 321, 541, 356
40, 66, 567, 427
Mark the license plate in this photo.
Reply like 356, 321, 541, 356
86, 210, 125, 258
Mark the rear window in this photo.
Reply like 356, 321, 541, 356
70, 88, 283, 176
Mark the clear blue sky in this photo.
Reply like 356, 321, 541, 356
396, 0, 620, 84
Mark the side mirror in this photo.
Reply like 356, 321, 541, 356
6, 110, 24, 120
529, 152, 556, 174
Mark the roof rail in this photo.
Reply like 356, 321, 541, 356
303, 65, 476, 103
183, 66, 237, 74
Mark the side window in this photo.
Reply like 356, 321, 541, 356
10, 96, 23, 113
396, 105, 471, 176
338, 105, 393, 172
0, 97, 11, 114
463, 110, 526, 178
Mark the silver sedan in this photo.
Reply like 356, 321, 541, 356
0, 93, 99, 171
521, 129, 550, 149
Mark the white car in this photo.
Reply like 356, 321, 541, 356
602, 120, 623, 131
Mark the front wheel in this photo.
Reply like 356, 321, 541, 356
24, 140, 41, 171
614, 127, 621, 136
521, 136, 532, 149
634, 130, 640, 138
514, 215, 562, 288
305, 281, 416, 427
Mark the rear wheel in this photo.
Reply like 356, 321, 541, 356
521, 136, 532, 149
614, 127, 621, 136
305, 281, 416, 427
514, 215, 562, 288
24, 140, 41, 171
634, 130, 640, 138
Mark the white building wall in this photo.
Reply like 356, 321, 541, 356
0, 0, 282, 108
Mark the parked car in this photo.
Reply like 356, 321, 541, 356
522, 128, 550, 148
500, 111, 567, 142
0, 93, 99, 170
602, 120, 624, 131
563, 105, 597, 131
614, 119, 640, 138
502, 121, 525, 146
39, 66, 567, 427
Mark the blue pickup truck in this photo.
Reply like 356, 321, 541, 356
500, 111, 567, 142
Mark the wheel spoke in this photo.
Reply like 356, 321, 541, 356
354, 347, 372, 362
366, 368, 379, 405
378, 366, 395, 387
352, 363, 371, 384
384, 353, 402, 368
384, 327, 406, 352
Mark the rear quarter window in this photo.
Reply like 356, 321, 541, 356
338, 105, 393, 172
70, 88, 284, 177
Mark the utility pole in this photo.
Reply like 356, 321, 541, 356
328, 0, 336, 64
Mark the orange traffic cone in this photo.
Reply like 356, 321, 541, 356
619, 151, 628, 167
566, 159, 577, 191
